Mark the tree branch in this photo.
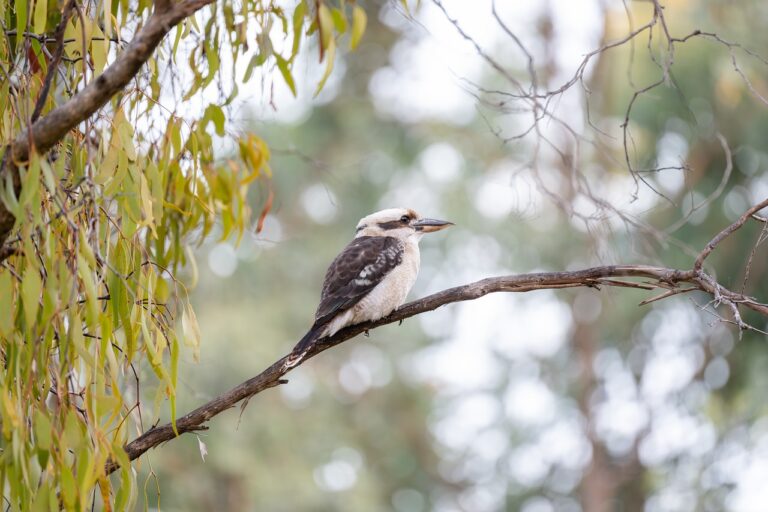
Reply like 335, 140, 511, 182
0, 0, 216, 245
105, 263, 767, 475
694, 196, 768, 271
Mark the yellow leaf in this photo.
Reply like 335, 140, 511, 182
91, 24, 108, 73
139, 173, 156, 232
185, 246, 199, 288
1, 389, 20, 432
317, 3, 333, 59
33, 0, 47, 34
350, 6, 367, 50
330, 7, 347, 33
70, 315, 96, 368
182, 302, 201, 362
314, 39, 336, 97
0, 272, 14, 336
21, 268, 42, 329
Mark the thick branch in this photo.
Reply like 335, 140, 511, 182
105, 264, 767, 475
0, 0, 215, 245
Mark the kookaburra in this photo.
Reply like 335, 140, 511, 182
285, 208, 453, 368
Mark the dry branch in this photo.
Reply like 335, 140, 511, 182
695, 197, 768, 271
105, 263, 768, 475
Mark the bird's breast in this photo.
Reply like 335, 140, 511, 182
352, 242, 420, 323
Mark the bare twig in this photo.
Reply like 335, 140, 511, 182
694, 197, 768, 271
666, 133, 733, 234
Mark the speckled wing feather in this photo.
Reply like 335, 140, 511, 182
314, 236, 403, 326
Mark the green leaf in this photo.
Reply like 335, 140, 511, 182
112, 443, 131, 472
16, 0, 28, 42
1, 166, 21, 219
76, 444, 95, 500
30, 481, 51, 512
204, 104, 226, 137
330, 8, 347, 34
21, 268, 42, 329
172, 20, 186, 62
350, 5, 367, 50
39, 158, 56, 193
275, 55, 297, 97
115, 110, 136, 161
113, 466, 132, 512
33, 0, 47, 34
291, 0, 306, 60
0, 272, 14, 336
60, 463, 76, 509
63, 411, 83, 450
242, 53, 263, 83
33, 410, 51, 451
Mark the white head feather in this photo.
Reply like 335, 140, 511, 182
355, 208, 452, 240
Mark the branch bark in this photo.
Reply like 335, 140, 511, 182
0, 0, 215, 246
105, 263, 768, 475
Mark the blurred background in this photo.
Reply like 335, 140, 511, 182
140, 0, 768, 510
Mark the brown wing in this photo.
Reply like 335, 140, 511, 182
314, 236, 403, 326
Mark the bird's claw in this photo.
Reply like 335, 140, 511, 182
398, 319, 403, 326
364, 329, 370, 337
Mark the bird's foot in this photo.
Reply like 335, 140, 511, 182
398, 319, 404, 326
364, 329, 370, 337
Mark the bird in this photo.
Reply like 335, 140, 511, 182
284, 208, 453, 369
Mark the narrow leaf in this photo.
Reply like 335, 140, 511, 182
314, 39, 336, 97
350, 6, 367, 50
317, 3, 333, 60
275, 55, 296, 97
33, 0, 47, 34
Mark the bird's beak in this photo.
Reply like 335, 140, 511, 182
413, 218, 454, 233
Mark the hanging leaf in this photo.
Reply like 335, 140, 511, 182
317, 3, 334, 61
33, 0, 47, 34
330, 8, 347, 34
291, 1, 307, 60
350, 6, 367, 50
21, 268, 42, 329
182, 302, 201, 362
314, 39, 336, 97
275, 55, 297, 97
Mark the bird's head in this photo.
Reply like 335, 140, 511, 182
354, 208, 453, 241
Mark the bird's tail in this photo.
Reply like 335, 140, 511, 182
283, 324, 324, 369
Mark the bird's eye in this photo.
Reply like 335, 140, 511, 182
400, 215, 410, 223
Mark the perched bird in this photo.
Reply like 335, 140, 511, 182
285, 208, 453, 368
